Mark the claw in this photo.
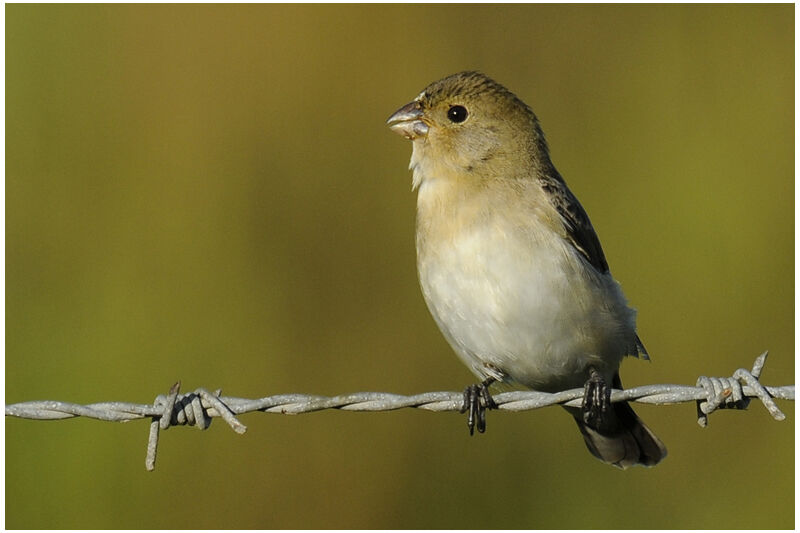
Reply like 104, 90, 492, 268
461, 385, 478, 435
461, 378, 497, 435
582, 368, 610, 430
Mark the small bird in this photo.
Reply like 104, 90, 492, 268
387, 71, 666, 468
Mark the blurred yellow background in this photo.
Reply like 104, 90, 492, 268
6, 4, 793, 529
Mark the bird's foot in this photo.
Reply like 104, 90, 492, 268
582, 368, 611, 431
461, 378, 497, 435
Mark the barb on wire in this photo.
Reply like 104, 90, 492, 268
5, 352, 794, 471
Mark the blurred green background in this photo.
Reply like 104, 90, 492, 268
6, 4, 794, 529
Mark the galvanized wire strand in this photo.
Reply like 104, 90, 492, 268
5, 351, 794, 471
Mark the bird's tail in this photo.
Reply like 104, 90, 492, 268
569, 372, 666, 469
572, 400, 666, 469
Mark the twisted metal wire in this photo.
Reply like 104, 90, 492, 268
5, 352, 793, 471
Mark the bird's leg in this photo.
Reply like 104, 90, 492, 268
461, 377, 498, 435
582, 367, 611, 431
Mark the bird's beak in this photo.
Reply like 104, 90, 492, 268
387, 101, 429, 140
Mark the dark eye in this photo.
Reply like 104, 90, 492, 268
447, 105, 468, 123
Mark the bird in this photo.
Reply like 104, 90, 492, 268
386, 71, 666, 469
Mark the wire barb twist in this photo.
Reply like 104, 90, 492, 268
146, 382, 247, 470
5, 352, 793, 471
694, 352, 785, 427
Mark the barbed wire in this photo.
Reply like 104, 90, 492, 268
5, 351, 793, 471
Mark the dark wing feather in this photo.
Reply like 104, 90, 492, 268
537, 172, 609, 273
538, 172, 650, 360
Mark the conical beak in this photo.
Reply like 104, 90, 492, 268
386, 101, 429, 140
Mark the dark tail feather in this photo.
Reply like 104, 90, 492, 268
573, 400, 667, 469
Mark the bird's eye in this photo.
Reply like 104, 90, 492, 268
447, 105, 468, 123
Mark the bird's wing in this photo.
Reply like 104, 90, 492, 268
538, 172, 651, 361
537, 172, 609, 273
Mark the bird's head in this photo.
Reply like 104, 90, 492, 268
387, 71, 551, 189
